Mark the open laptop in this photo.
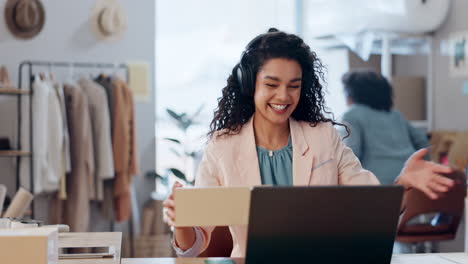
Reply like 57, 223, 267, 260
245, 186, 403, 264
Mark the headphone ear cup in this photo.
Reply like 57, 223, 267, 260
237, 62, 255, 96
235, 63, 245, 94
243, 62, 255, 96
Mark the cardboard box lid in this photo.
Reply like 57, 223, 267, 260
0, 227, 58, 264
0, 227, 57, 237
175, 187, 251, 227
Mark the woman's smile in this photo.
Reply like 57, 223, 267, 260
268, 103, 290, 114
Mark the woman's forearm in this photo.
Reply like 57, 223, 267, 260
174, 227, 197, 250
394, 177, 410, 213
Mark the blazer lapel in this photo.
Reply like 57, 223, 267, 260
236, 117, 262, 186
290, 118, 314, 186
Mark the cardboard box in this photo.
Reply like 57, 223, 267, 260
0, 227, 58, 264
134, 234, 174, 257
58, 232, 121, 263
448, 131, 468, 170
175, 187, 251, 227
430, 131, 459, 162
392, 76, 426, 121
0, 218, 11, 228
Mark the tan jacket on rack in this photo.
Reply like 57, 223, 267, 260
78, 77, 115, 201
111, 77, 138, 222
58, 84, 94, 232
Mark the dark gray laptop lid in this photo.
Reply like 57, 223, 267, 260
246, 185, 403, 264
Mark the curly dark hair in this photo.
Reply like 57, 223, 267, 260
208, 28, 347, 138
342, 69, 393, 112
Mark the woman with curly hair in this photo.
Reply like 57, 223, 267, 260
163, 28, 454, 257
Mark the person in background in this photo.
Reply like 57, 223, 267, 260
341, 69, 430, 185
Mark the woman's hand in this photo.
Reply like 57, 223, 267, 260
162, 181, 197, 250
396, 148, 455, 200
163, 181, 183, 226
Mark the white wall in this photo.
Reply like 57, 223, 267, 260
393, 0, 468, 252
428, 0, 468, 252
0, 0, 155, 236
155, 0, 297, 181
313, 48, 350, 120
432, 0, 468, 130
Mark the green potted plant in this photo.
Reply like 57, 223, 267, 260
146, 105, 205, 196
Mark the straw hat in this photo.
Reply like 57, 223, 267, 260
4, 0, 45, 39
90, 0, 128, 42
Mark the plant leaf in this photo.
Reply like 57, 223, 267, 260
145, 170, 164, 180
190, 104, 205, 120
166, 108, 182, 121
170, 147, 182, 157
164, 137, 181, 144
181, 120, 192, 131
185, 151, 198, 158
167, 108, 189, 131
169, 168, 187, 182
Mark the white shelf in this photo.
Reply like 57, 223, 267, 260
0, 150, 31, 157
410, 120, 429, 129
318, 31, 434, 131
0, 87, 30, 95
313, 33, 431, 55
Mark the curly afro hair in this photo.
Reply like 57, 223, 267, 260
342, 69, 393, 112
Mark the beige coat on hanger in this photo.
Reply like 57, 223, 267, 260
111, 77, 138, 222
55, 84, 94, 232
78, 77, 114, 201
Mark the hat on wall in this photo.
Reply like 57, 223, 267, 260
4, 0, 45, 39
90, 0, 128, 42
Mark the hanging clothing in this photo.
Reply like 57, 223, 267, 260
60, 84, 94, 232
78, 77, 115, 201
95, 75, 114, 128
53, 82, 72, 199
111, 76, 138, 222
95, 75, 115, 220
32, 76, 62, 194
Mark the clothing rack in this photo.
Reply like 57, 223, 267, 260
17, 60, 133, 256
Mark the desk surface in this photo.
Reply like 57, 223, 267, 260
121, 253, 468, 264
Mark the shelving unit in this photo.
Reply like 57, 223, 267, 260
0, 79, 33, 216
0, 88, 31, 95
0, 150, 31, 157
381, 34, 433, 132
410, 120, 430, 130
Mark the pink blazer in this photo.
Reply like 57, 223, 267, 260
195, 117, 379, 257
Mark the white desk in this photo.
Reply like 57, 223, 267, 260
121, 253, 468, 264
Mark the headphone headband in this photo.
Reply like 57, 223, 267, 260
236, 30, 280, 97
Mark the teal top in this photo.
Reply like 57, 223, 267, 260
256, 136, 293, 186
341, 104, 429, 185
